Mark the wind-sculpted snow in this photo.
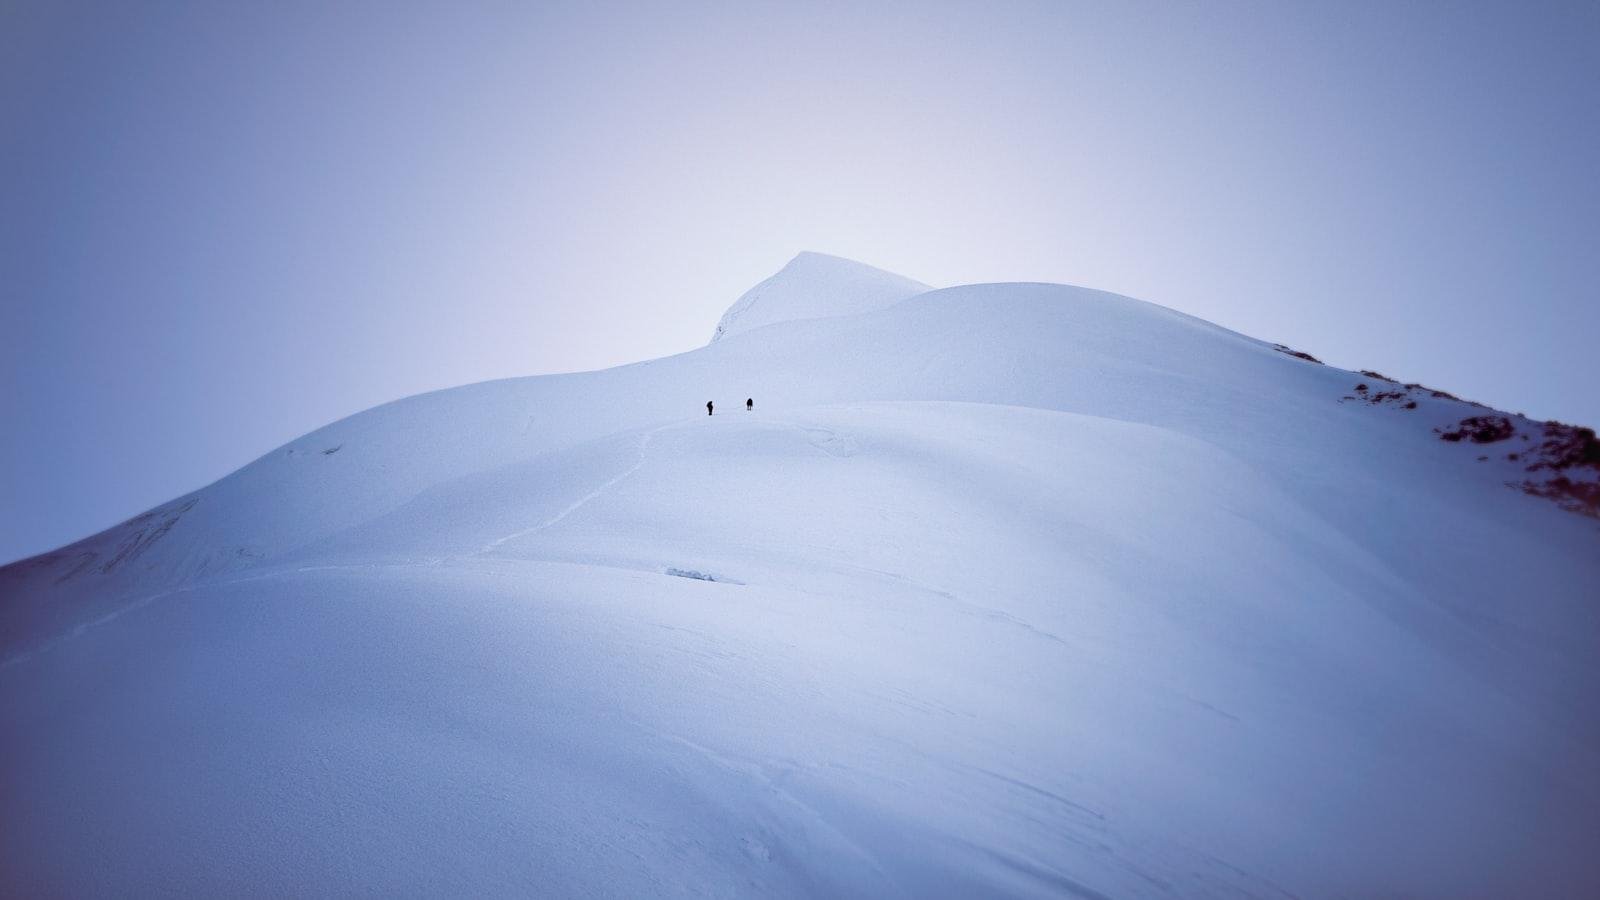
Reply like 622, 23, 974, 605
3, 255, 1598, 897
710, 251, 930, 342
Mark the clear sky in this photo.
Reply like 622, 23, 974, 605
3, 0, 1597, 565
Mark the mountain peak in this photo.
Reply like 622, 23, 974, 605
710, 252, 931, 343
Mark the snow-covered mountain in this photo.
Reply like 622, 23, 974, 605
3, 253, 1598, 897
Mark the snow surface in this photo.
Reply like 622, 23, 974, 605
3, 253, 1599, 897
710, 251, 930, 342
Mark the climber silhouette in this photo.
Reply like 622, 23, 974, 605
706, 400, 714, 416
746, 398, 753, 411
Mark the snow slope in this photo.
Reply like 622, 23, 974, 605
3, 254, 1598, 898
710, 251, 930, 342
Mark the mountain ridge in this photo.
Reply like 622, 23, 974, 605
3, 256, 1597, 897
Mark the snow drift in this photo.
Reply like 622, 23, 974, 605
3, 254, 1598, 898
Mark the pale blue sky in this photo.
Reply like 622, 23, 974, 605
3, 0, 1597, 564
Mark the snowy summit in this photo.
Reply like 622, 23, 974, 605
710, 251, 931, 342
3, 254, 1598, 897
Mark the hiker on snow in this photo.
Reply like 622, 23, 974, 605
707, 400, 714, 416
746, 398, 753, 411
